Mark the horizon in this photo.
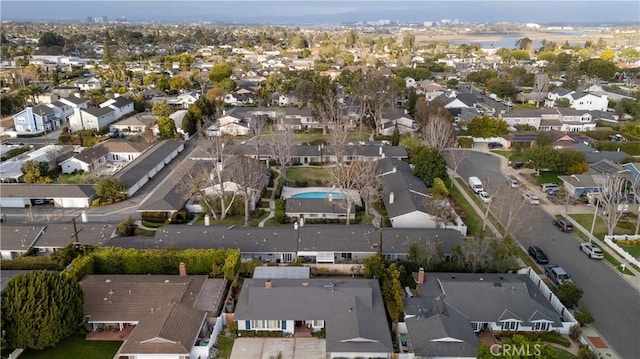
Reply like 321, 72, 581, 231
1, 1, 640, 25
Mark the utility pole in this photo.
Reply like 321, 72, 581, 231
70, 214, 83, 247
38, 106, 50, 146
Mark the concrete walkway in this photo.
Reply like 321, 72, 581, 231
258, 168, 281, 227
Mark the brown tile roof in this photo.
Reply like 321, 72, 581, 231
118, 303, 206, 355
80, 275, 207, 322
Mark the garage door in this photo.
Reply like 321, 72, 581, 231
0, 198, 29, 208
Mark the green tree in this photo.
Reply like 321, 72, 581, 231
382, 262, 404, 322
511, 49, 531, 61
466, 116, 509, 138
216, 78, 237, 93
431, 177, 449, 197
169, 76, 190, 90
116, 215, 136, 236
486, 77, 518, 99
93, 178, 128, 202
391, 124, 400, 146
209, 63, 233, 83
1, 272, 84, 350
525, 145, 558, 174
21, 160, 52, 184
157, 116, 177, 139
223, 249, 241, 281
363, 253, 387, 280
555, 98, 571, 107
412, 146, 448, 187
578, 58, 618, 81
556, 282, 584, 308
574, 306, 595, 326
151, 101, 174, 117
38, 31, 65, 47
182, 110, 199, 136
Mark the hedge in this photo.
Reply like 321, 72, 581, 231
0, 256, 60, 270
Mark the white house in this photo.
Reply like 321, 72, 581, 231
216, 115, 250, 136
68, 106, 117, 132
74, 76, 102, 91
12, 105, 60, 134
110, 113, 158, 136
58, 94, 88, 110
60, 140, 148, 174
546, 87, 609, 111
379, 108, 416, 136
100, 96, 135, 119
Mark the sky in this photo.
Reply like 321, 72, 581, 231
1, 1, 639, 25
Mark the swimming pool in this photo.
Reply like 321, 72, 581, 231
292, 192, 344, 199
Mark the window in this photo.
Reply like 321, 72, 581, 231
250, 320, 281, 330
501, 321, 519, 331
312, 320, 324, 328
341, 253, 352, 260
283, 253, 293, 263
533, 322, 549, 331
471, 322, 480, 331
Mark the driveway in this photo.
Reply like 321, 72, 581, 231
445, 149, 640, 359
230, 338, 325, 359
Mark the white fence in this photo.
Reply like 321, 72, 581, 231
604, 235, 640, 268
519, 268, 578, 335
190, 314, 226, 359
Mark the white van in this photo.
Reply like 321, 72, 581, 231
468, 176, 484, 194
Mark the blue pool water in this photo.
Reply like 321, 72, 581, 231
292, 192, 344, 199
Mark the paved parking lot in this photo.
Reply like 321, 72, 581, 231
230, 338, 325, 359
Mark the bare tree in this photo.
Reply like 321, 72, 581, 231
456, 236, 494, 273
532, 73, 549, 107
249, 114, 268, 161
424, 196, 458, 228
599, 175, 629, 235
489, 183, 534, 238
407, 240, 443, 271
330, 161, 365, 225
271, 125, 295, 184
297, 74, 341, 135
351, 160, 383, 216
230, 156, 269, 226
354, 71, 396, 134
190, 130, 238, 220
631, 178, 640, 235
327, 115, 349, 166
415, 99, 456, 150
445, 149, 470, 188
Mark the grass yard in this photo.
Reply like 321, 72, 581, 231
527, 171, 563, 186
619, 243, 640, 260
286, 167, 331, 186
491, 150, 526, 162
56, 172, 96, 184
19, 335, 121, 359
555, 348, 578, 359
569, 214, 636, 239
450, 179, 483, 236
215, 336, 235, 359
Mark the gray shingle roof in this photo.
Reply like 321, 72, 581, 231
404, 297, 479, 358
286, 198, 355, 215
32, 223, 114, 249
0, 184, 95, 198
84, 106, 115, 117
377, 158, 430, 218
114, 140, 183, 187
417, 273, 562, 326
107, 225, 463, 255
235, 278, 393, 354
0, 225, 45, 251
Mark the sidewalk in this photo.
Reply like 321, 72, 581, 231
258, 168, 281, 227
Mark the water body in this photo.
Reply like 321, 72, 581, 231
292, 192, 344, 199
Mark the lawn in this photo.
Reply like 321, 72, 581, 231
569, 214, 636, 239
492, 150, 526, 162
619, 243, 640, 260
215, 335, 235, 359
527, 171, 563, 186
56, 172, 96, 184
450, 179, 483, 236
19, 335, 121, 359
286, 167, 331, 186
555, 347, 578, 359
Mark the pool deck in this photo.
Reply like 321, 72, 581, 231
282, 186, 362, 206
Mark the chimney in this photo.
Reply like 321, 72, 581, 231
265, 279, 272, 288
418, 267, 425, 284
389, 192, 395, 204
179, 262, 187, 276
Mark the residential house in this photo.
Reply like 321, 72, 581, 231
556, 108, 596, 132
548, 130, 595, 149
30, 222, 113, 255
379, 108, 417, 136
500, 133, 539, 149
110, 113, 158, 136
60, 140, 149, 174
58, 94, 88, 111
111, 225, 464, 264
286, 198, 356, 222
271, 92, 298, 106
546, 87, 608, 111
74, 76, 102, 91
0, 184, 95, 208
12, 105, 60, 134
622, 162, 640, 183
68, 106, 117, 132
81, 273, 226, 359
377, 158, 467, 235
153, 92, 200, 109
566, 142, 630, 164
234, 277, 393, 359
1, 144, 71, 182
100, 96, 135, 120
557, 174, 604, 197
434, 91, 474, 110
47, 100, 73, 124
409, 271, 575, 335
215, 112, 250, 136
200, 156, 269, 210
0, 225, 44, 260
501, 108, 558, 130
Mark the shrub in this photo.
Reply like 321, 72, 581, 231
274, 199, 286, 224
574, 306, 595, 326
457, 137, 474, 148
569, 324, 583, 340
0, 256, 60, 270
577, 345, 598, 359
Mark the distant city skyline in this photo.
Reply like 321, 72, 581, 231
2, 1, 639, 25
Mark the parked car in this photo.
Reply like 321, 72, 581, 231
31, 199, 46, 205
580, 243, 604, 259
479, 191, 492, 203
553, 218, 573, 232
544, 264, 573, 286
527, 246, 549, 264
507, 179, 520, 188
487, 142, 503, 149
541, 183, 560, 192
511, 161, 525, 169
522, 192, 540, 205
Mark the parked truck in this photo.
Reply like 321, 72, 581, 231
468, 176, 484, 194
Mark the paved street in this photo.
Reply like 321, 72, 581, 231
445, 149, 640, 359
